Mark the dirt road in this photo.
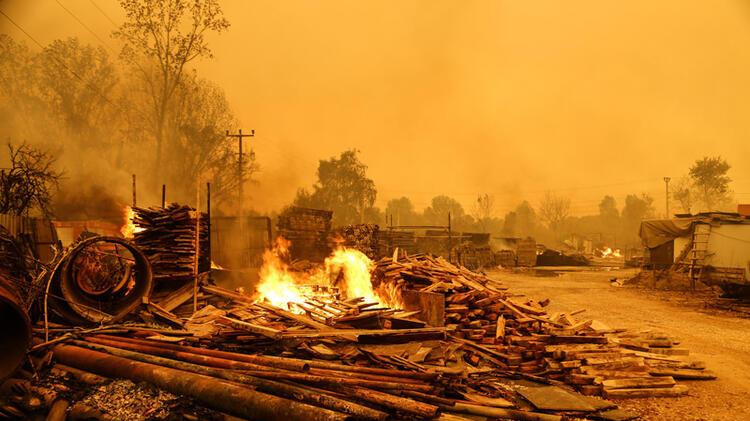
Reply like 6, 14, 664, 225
489, 268, 750, 421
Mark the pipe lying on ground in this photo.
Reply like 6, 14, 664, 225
53, 344, 351, 421
72, 340, 387, 421
0, 272, 32, 380
80, 336, 431, 392
92, 334, 437, 380
85, 336, 303, 373
89, 335, 426, 384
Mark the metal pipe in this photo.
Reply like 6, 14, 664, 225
72, 340, 386, 421
53, 344, 350, 421
0, 272, 31, 380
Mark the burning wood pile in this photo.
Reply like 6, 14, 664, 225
129, 204, 209, 282
4, 240, 717, 421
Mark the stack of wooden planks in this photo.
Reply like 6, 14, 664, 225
372, 253, 715, 399
277, 207, 333, 261
330, 224, 380, 260
132, 204, 209, 283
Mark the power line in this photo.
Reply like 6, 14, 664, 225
88, 0, 118, 27
0, 7, 124, 114
55, 0, 115, 53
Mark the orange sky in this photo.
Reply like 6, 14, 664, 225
2, 0, 750, 217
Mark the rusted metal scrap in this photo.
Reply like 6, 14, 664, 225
0, 227, 32, 380
48, 236, 153, 324
0, 271, 31, 380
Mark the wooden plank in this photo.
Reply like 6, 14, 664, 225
602, 377, 676, 390
517, 385, 597, 412
156, 282, 195, 312
402, 290, 445, 327
220, 316, 281, 339
602, 384, 688, 399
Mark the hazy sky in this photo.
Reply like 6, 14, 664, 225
2, 0, 750, 216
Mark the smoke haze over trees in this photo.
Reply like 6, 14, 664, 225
0, 1, 251, 221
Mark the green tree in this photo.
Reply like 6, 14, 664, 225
386, 196, 417, 226
163, 72, 255, 205
114, 0, 230, 173
621, 193, 655, 245
36, 38, 118, 148
423, 195, 464, 226
688, 156, 732, 211
503, 201, 537, 237
294, 150, 377, 225
598, 195, 620, 233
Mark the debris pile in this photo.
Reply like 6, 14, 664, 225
4, 249, 718, 421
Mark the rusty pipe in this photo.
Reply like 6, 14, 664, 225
92, 334, 310, 372
53, 344, 350, 421
0, 272, 31, 380
93, 334, 437, 380
85, 336, 303, 373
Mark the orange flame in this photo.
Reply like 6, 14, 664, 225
120, 206, 144, 238
253, 238, 403, 312
601, 247, 623, 258
255, 238, 306, 313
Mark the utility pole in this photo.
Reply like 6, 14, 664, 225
663, 177, 671, 218
225, 129, 255, 215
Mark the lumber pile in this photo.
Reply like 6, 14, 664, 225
516, 237, 537, 267
13, 252, 717, 421
330, 224, 379, 260
372, 253, 714, 399
132, 204, 209, 282
450, 241, 495, 270
277, 207, 332, 261
379, 230, 417, 256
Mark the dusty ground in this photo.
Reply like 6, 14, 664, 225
488, 268, 750, 421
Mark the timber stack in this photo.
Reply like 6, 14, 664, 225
132, 204, 209, 283
330, 223, 379, 260
277, 207, 333, 261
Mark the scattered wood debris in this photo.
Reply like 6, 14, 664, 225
2, 242, 716, 420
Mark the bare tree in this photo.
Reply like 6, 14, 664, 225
472, 193, 495, 232
114, 0, 230, 172
538, 191, 570, 237
671, 176, 693, 214
0, 142, 62, 217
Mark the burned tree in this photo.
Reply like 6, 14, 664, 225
0, 142, 61, 217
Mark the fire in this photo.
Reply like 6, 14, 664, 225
120, 206, 144, 238
326, 248, 375, 302
601, 247, 623, 258
255, 238, 306, 313
253, 237, 403, 312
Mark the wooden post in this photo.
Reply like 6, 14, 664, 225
193, 182, 201, 313
131, 174, 136, 206
206, 182, 211, 270
161, 184, 166, 208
